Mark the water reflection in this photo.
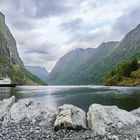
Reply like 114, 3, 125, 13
0, 86, 140, 111
0, 87, 12, 100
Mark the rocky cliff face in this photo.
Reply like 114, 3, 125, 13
5, 25, 23, 65
0, 12, 45, 85
0, 12, 23, 66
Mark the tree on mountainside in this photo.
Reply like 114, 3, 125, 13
103, 59, 139, 85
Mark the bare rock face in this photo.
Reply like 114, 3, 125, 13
5, 99, 57, 126
54, 104, 87, 130
0, 96, 15, 124
87, 104, 140, 135
0, 12, 23, 65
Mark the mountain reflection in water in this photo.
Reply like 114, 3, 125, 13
0, 85, 140, 111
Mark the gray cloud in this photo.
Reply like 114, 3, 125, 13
24, 42, 58, 59
9, 18, 35, 30
113, 6, 140, 35
67, 29, 112, 48
33, 0, 71, 18
60, 18, 83, 32
22, 42, 59, 61
1, 0, 72, 18
66, 5, 140, 49
0, 0, 140, 71
1, 0, 74, 31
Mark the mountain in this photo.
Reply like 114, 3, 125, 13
0, 12, 46, 85
48, 24, 140, 85
0, 12, 22, 66
26, 66, 48, 83
87, 24, 140, 84
47, 41, 118, 85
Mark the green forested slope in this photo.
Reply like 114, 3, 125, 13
48, 24, 140, 85
48, 42, 118, 85
87, 24, 140, 84
103, 59, 140, 86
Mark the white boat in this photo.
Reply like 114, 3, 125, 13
0, 77, 16, 87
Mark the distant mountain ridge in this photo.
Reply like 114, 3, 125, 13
26, 66, 48, 83
47, 41, 119, 85
48, 24, 140, 85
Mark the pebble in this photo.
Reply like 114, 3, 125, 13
0, 119, 98, 140
0, 117, 140, 140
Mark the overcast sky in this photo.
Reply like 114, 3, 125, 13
0, 0, 140, 71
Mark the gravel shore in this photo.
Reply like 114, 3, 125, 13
0, 119, 140, 140
0, 119, 101, 140
0, 97, 140, 140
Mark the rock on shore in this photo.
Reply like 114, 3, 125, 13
0, 97, 140, 139
87, 104, 140, 135
0, 96, 15, 125
54, 104, 87, 130
3, 98, 57, 126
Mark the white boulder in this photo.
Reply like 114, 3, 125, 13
0, 96, 15, 124
54, 104, 87, 130
0, 96, 15, 119
87, 104, 140, 135
7, 99, 57, 125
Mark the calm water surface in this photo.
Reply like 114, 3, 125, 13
0, 85, 140, 111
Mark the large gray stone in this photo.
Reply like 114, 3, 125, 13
87, 104, 140, 135
54, 104, 87, 130
5, 99, 57, 126
0, 96, 15, 124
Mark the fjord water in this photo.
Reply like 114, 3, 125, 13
0, 86, 140, 111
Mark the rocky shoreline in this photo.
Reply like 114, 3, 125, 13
0, 96, 140, 140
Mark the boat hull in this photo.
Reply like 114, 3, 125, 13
0, 84, 16, 87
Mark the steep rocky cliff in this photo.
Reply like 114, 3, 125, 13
0, 12, 46, 85
0, 12, 22, 66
